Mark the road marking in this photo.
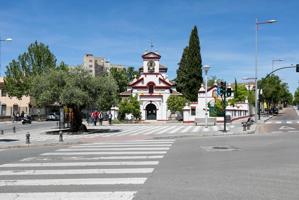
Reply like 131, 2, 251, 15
41, 151, 167, 156
279, 126, 295, 130
79, 140, 175, 145
57, 147, 170, 151
74, 144, 172, 148
0, 161, 159, 168
0, 192, 137, 200
21, 155, 164, 161
180, 126, 193, 133
288, 130, 299, 133
286, 121, 293, 124
0, 178, 147, 186
275, 121, 282, 124
0, 168, 154, 175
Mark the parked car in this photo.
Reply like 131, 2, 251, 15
46, 113, 60, 121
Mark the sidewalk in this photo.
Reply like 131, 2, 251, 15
0, 116, 272, 149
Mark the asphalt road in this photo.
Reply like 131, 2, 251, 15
0, 108, 298, 199
258, 107, 299, 134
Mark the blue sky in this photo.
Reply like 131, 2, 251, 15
0, 0, 299, 93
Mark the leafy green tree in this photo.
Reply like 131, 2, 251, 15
167, 95, 187, 113
207, 76, 223, 87
127, 67, 139, 82
294, 88, 299, 105
118, 95, 141, 120
176, 26, 203, 101
95, 73, 118, 111
110, 68, 129, 93
31, 68, 118, 131
259, 75, 292, 109
4, 41, 57, 98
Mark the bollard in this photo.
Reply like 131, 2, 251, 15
26, 133, 30, 144
13, 126, 16, 133
247, 124, 251, 130
1, 130, 3, 135
242, 123, 246, 131
59, 131, 63, 142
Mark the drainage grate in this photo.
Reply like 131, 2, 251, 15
201, 145, 239, 152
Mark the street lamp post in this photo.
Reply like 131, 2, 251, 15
255, 18, 277, 122
203, 65, 210, 128
0, 37, 12, 76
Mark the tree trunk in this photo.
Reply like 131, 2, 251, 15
69, 105, 87, 132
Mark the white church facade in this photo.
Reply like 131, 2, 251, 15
120, 51, 181, 121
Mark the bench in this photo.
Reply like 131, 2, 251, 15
241, 118, 254, 131
194, 118, 216, 126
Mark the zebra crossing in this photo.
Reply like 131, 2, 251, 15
0, 139, 175, 200
96, 124, 232, 137
265, 120, 299, 124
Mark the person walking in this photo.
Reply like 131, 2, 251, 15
108, 111, 112, 125
91, 110, 99, 126
99, 111, 103, 126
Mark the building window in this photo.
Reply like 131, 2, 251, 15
149, 84, 154, 94
89, 64, 93, 68
191, 108, 196, 116
1, 89, 7, 97
89, 59, 92, 62
1, 104, 6, 116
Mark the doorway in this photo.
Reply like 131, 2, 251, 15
146, 103, 157, 120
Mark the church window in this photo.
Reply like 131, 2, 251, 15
148, 84, 154, 94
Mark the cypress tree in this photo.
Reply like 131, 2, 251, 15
176, 46, 189, 93
234, 78, 238, 100
180, 26, 203, 101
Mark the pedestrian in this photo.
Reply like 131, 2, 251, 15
91, 111, 99, 126
108, 111, 112, 125
99, 111, 103, 126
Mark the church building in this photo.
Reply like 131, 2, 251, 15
120, 51, 181, 120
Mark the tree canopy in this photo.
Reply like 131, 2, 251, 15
4, 41, 57, 98
176, 26, 203, 101
166, 95, 187, 113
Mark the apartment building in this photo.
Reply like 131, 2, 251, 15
0, 77, 31, 118
82, 54, 125, 76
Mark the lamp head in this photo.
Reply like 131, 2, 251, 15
5, 38, 13, 41
267, 19, 277, 23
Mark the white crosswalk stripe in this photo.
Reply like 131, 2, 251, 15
0, 139, 175, 200
96, 125, 231, 137
0, 192, 137, 200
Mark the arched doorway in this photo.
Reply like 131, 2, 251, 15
146, 103, 157, 120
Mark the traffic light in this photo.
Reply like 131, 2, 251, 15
220, 81, 226, 96
296, 64, 299, 72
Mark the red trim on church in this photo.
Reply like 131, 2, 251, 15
142, 52, 161, 59
129, 77, 144, 86
159, 77, 173, 86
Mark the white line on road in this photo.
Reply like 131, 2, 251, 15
0, 161, 159, 168
57, 147, 170, 151
74, 144, 172, 148
41, 151, 167, 156
0, 168, 154, 175
181, 126, 193, 133
0, 192, 137, 200
0, 178, 147, 186
79, 141, 175, 145
275, 121, 282, 124
21, 155, 164, 161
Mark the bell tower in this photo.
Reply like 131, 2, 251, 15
142, 51, 161, 73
